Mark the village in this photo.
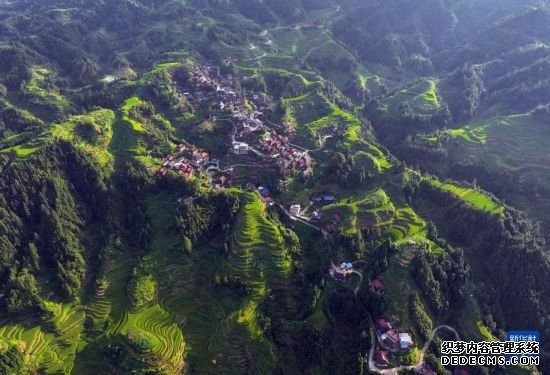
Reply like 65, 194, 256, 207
154, 62, 466, 375
156, 62, 313, 192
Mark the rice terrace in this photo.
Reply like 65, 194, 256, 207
0, 0, 548, 374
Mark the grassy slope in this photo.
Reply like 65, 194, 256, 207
426, 178, 504, 215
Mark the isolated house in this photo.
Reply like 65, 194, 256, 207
374, 350, 390, 366
419, 367, 437, 375
375, 318, 392, 334
323, 194, 337, 202
339, 262, 352, 271
324, 224, 335, 233
454, 369, 470, 375
381, 330, 400, 351
333, 269, 346, 282
373, 279, 385, 292
232, 141, 249, 155
257, 186, 270, 196
399, 333, 414, 349
290, 204, 301, 216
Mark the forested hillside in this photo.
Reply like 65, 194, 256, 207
0, 0, 549, 374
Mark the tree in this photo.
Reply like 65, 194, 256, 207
410, 292, 433, 341
0, 346, 24, 375
183, 236, 192, 254
6, 269, 42, 314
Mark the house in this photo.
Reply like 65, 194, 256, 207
157, 167, 167, 176
374, 350, 390, 366
339, 262, 352, 271
257, 186, 270, 196
232, 141, 249, 155
375, 318, 392, 334
182, 197, 194, 206
332, 269, 346, 282
454, 369, 470, 375
373, 279, 385, 292
311, 211, 322, 221
399, 333, 414, 349
418, 366, 437, 375
323, 194, 337, 202
381, 330, 400, 351
324, 224, 335, 233
290, 204, 301, 216
333, 213, 343, 225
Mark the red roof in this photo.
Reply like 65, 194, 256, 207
375, 318, 390, 331
374, 350, 389, 365
334, 213, 342, 223
373, 279, 385, 291
386, 329, 399, 341
201, 151, 209, 158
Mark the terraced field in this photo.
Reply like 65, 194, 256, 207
228, 191, 292, 281
149, 191, 293, 373
121, 97, 145, 132
318, 189, 425, 240
119, 303, 185, 372
426, 179, 504, 215
24, 67, 70, 110
378, 78, 441, 116
381, 207, 427, 242
0, 302, 85, 374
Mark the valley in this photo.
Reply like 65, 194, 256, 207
0, 0, 549, 374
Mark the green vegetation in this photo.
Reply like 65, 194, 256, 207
24, 67, 69, 110
121, 97, 145, 132
0, 1, 548, 374
49, 109, 115, 167
0, 302, 85, 374
416, 79, 440, 107
426, 179, 503, 214
129, 274, 156, 309
379, 79, 442, 116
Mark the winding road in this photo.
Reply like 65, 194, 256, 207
368, 325, 461, 374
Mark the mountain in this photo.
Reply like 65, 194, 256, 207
0, 0, 548, 374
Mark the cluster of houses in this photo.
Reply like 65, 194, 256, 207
179, 62, 311, 179
157, 144, 215, 179
258, 131, 312, 177
212, 172, 235, 191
